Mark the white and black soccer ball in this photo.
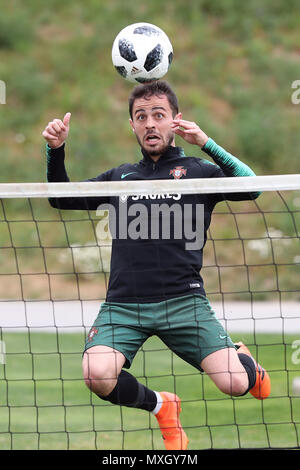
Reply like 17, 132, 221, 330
112, 22, 173, 84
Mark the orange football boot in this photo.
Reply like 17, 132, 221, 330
155, 392, 189, 450
236, 342, 271, 400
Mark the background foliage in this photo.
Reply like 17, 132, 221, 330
0, 1, 299, 451
0, 0, 300, 182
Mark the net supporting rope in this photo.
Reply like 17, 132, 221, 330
0, 174, 299, 450
0, 174, 299, 198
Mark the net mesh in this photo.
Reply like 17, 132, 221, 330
0, 175, 299, 450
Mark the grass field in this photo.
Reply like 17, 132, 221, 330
1, 1, 300, 184
0, 0, 299, 453
0, 331, 299, 450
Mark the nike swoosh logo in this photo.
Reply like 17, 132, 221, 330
121, 172, 137, 179
219, 335, 227, 340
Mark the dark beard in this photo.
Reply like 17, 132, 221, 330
136, 132, 174, 157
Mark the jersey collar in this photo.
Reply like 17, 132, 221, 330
141, 145, 185, 164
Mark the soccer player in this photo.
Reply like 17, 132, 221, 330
42, 81, 271, 450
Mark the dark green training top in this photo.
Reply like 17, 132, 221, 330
46, 138, 260, 303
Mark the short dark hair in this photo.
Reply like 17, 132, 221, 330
128, 80, 179, 119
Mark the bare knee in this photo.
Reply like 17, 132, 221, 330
217, 372, 248, 396
82, 355, 117, 396
201, 348, 249, 397
82, 346, 125, 397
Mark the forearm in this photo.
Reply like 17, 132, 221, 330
45, 144, 110, 210
202, 138, 261, 200
202, 138, 256, 177
46, 144, 97, 210
46, 143, 70, 182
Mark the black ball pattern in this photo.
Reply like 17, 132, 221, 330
119, 38, 137, 62
144, 44, 163, 72
133, 25, 160, 36
118, 39, 165, 72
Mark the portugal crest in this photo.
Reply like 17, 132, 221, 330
169, 166, 187, 179
87, 327, 98, 342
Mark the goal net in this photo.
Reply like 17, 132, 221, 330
0, 174, 299, 450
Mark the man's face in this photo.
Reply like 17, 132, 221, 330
129, 94, 181, 158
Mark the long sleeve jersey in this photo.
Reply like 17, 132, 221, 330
46, 138, 260, 303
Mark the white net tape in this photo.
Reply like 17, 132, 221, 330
0, 174, 299, 198
0, 174, 299, 450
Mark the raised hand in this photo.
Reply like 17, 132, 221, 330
42, 112, 71, 149
172, 118, 209, 148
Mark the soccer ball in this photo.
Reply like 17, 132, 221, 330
111, 22, 173, 84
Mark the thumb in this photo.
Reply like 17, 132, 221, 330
63, 112, 71, 126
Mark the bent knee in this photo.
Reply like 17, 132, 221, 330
82, 348, 123, 396
218, 373, 248, 396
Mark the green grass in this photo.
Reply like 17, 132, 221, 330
0, 193, 299, 303
0, 2, 299, 307
0, 332, 299, 450
1, 0, 300, 182
0, 0, 299, 451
